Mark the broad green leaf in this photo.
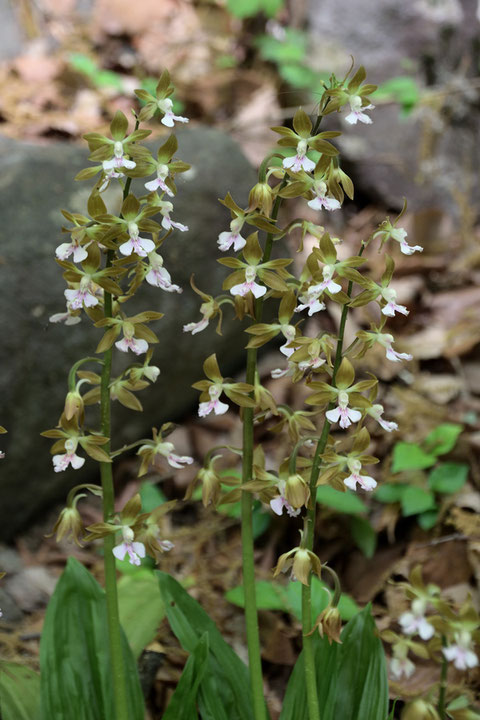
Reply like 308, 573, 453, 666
255, 29, 307, 64
350, 516, 377, 558
280, 605, 388, 720
417, 509, 438, 530
280, 636, 338, 720
374, 483, 408, 503
226, 577, 359, 622
0, 662, 40, 720
40, 557, 144, 720
117, 571, 165, 659
285, 577, 359, 623
226, 0, 260, 18
279, 63, 321, 90
392, 442, 437, 472
424, 423, 463, 456
261, 0, 285, 16
333, 605, 389, 719
225, 580, 288, 612
373, 76, 420, 113
218, 496, 271, 540
140, 481, 167, 511
400, 486, 436, 517
428, 462, 468, 494
317, 485, 368, 514
162, 633, 209, 720
157, 572, 260, 720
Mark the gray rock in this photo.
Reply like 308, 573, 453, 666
308, 0, 480, 215
0, 126, 258, 540
0, 545, 23, 574
0, 1, 26, 62
0, 588, 24, 623
6, 566, 57, 611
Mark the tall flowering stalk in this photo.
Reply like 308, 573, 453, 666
188, 64, 421, 719
383, 566, 480, 720
43, 71, 193, 718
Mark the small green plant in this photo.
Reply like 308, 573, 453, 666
375, 423, 468, 530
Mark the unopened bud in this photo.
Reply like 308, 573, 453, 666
285, 474, 309, 509
401, 701, 440, 720
49, 506, 84, 546
64, 390, 84, 421
317, 606, 342, 645
197, 466, 222, 507
248, 182, 274, 217
293, 548, 321, 586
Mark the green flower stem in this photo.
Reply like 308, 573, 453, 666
98, 141, 138, 720
100, 273, 129, 720
301, 243, 365, 720
438, 635, 448, 719
67, 356, 103, 390
241, 186, 286, 720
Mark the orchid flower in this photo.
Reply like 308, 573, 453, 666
345, 95, 374, 125
307, 181, 341, 212
53, 438, 85, 473
198, 384, 229, 417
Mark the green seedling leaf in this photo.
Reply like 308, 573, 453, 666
117, 571, 165, 659
140, 482, 167, 511
261, 0, 285, 16
417, 509, 438, 531
0, 662, 40, 720
317, 485, 368, 514
162, 633, 209, 720
424, 423, 463, 456
255, 29, 307, 64
226, 581, 289, 612
218, 489, 271, 539
428, 462, 469, 494
40, 557, 144, 720
157, 572, 259, 720
279, 63, 321, 90
226, 0, 260, 18
401, 487, 436, 517
392, 442, 437, 472
68, 53, 124, 92
350, 516, 377, 558
280, 605, 388, 720
373, 76, 420, 113
374, 483, 408, 503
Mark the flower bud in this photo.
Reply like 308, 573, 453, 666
317, 606, 342, 645
248, 182, 274, 217
401, 701, 440, 720
292, 548, 321, 586
197, 465, 222, 507
64, 390, 84, 421
285, 474, 309, 509
49, 506, 84, 546
143, 365, 160, 383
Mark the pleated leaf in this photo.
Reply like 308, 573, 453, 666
280, 605, 388, 720
39, 557, 144, 720
157, 571, 261, 720
162, 633, 209, 720
0, 662, 40, 720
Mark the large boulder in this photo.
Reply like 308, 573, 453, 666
0, 127, 257, 540
308, 0, 480, 214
